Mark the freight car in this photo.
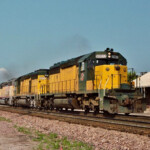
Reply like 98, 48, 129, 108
10, 48, 146, 114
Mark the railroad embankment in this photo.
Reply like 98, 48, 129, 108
0, 110, 150, 150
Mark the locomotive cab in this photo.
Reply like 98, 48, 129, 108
78, 48, 146, 114
94, 49, 146, 114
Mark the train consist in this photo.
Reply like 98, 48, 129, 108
0, 48, 146, 114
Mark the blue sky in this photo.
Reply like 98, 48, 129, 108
0, 0, 150, 81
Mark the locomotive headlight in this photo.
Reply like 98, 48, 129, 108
108, 52, 111, 58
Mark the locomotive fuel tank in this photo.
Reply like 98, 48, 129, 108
0, 98, 9, 105
53, 98, 79, 109
13, 98, 30, 107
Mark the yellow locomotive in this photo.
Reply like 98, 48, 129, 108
0, 48, 146, 114
0, 79, 15, 105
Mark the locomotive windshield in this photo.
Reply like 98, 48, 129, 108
88, 58, 126, 67
95, 59, 121, 65
93, 52, 127, 66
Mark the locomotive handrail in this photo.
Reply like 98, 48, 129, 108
98, 78, 102, 98
104, 76, 110, 96
95, 74, 102, 89
112, 74, 123, 89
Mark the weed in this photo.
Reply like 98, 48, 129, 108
14, 125, 32, 135
13, 125, 93, 150
0, 116, 11, 122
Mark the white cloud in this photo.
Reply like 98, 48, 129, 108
0, 68, 9, 82
0, 68, 8, 73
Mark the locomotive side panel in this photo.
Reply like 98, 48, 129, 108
8, 81, 15, 105
38, 75, 49, 94
49, 72, 61, 94
60, 65, 78, 93
49, 65, 78, 94
31, 77, 38, 94
0, 83, 9, 104
20, 78, 31, 95
0, 80, 15, 105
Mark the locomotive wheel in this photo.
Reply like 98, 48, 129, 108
5, 99, 9, 105
94, 106, 99, 114
84, 106, 89, 113
103, 110, 109, 115
50, 104, 54, 110
43, 100, 48, 109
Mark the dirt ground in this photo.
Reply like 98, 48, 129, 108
0, 121, 37, 150
0, 110, 150, 150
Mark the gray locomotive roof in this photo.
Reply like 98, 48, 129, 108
50, 49, 127, 70
50, 55, 83, 70
0, 78, 16, 87
16, 69, 49, 80
78, 52, 93, 63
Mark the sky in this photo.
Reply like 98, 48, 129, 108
0, 0, 150, 82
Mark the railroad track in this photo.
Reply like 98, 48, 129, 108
0, 105, 150, 136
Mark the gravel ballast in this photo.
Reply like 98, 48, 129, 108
0, 110, 150, 150
0, 121, 37, 150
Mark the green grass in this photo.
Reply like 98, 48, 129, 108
0, 116, 93, 149
14, 125, 32, 135
14, 125, 93, 150
0, 116, 11, 122
33, 132, 93, 150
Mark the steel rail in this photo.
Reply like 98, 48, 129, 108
0, 105, 150, 136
